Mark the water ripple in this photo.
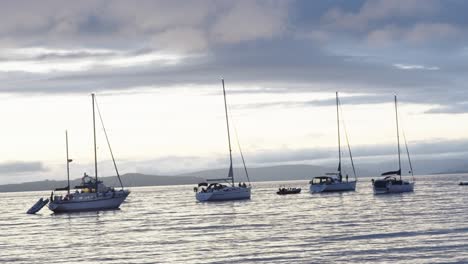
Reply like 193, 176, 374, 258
1, 174, 468, 263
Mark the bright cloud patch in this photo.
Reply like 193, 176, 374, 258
0, 47, 188, 74
393, 63, 440, 70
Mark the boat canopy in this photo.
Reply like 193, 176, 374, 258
208, 183, 226, 187
73, 175, 103, 188
313, 176, 333, 180
206, 178, 232, 182
313, 175, 340, 180
310, 176, 338, 185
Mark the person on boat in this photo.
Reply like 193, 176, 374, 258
346, 174, 348, 182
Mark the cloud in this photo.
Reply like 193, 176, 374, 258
3, 1, 468, 185
393, 64, 440, 71
151, 27, 208, 52
0, 38, 457, 109
0, 0, 467, 113
0, 161, 48, 175
303, 1, 466, 50
0, 47, 118, 61
425, 103, 468, 114
366, 23, 461, 47
322, 0, 439, 31
232, 94, 394, 110
0, 0, 290, 51
404, 23, 460, 44
0, 47, 187, 74
210, 1, 289, 44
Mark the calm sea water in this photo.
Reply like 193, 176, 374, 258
1, 174, 468, 263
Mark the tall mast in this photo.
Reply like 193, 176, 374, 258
92, 93, 98, 193
222, 79, 234, 186
336, 92, 342, 179
66, 130, 70, 195
395, 95, 402, 180
94, 96, 124, 190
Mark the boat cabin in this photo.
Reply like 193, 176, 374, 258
309, 176, 339, 185
373, 176, 406, 187
196, 182, 228, 193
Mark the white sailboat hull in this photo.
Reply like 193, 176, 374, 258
48, 191, 129, 213
373, 181, 414, 194
196, 186, 251, 202
309, 181, 356, 193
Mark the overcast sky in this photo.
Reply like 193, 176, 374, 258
1, 0, 468, 184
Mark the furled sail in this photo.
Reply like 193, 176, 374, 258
381, 169, 401, 176
228, 164, 233, 178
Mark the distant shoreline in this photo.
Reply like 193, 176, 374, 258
1, 164, 466, 193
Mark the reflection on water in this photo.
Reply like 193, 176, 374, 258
1, 174, 468, 263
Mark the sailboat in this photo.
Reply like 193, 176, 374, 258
48, 94, 130, 212
372, 95, 415, 194
194, 79, 251, 202
309, 92, 357, 193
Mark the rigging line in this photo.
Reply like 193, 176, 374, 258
94, 96, 124, 190
402, 131, 415, 182
338, 99, 357, 181
399, 114, 415, 182
92, 94, 99, 195
227, 105, 251, 185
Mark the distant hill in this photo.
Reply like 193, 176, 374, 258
0, 173, 203, 193
120, 173, 203, 186
0, 164, 366, 192
182, 164, 331, 182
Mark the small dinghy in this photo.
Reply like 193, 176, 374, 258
27, 198, 49, 214
277, 187, 301, 195
459, 182, 468, 186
